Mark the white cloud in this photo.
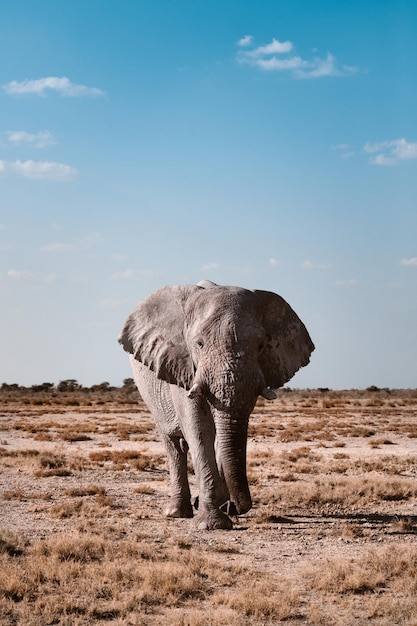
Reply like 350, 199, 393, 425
269, 257, 280, 267
237, 36, 357, 79
0, 159, 77, 180
246, 37, 293, 57
6, 130, 56, 148
237, 35, 253, 47
400, 257, 417, 266
254, 55, 307, 72
302, 53, 338, 78
364, 138, 417, 166
6, 269, 57, 283
7, 269, 34, 280
301, 260, 328, 270
3, 76, 105, 97
41, 233, 102, 255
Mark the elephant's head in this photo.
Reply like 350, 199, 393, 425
119, 280, 314, 514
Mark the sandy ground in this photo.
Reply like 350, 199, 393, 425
1, 390, 417, 624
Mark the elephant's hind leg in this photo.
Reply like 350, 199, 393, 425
163, 435, 193, 518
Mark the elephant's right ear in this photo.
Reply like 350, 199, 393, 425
118, 285, 200, 389
254, 290, 315, 389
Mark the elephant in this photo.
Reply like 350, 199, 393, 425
118, 280, 314, 530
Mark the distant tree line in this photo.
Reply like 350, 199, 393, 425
0, 379, 137, 393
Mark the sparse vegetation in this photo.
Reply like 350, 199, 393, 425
1, 385, 417, 624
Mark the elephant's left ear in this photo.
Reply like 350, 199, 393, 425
254, 290, 315, 389
118, 285, 200, 389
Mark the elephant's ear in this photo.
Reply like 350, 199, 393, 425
254, 290, 315, 389
118, 285, 200, 389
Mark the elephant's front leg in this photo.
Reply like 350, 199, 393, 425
193, 461, 233, 530
174, 394, 232, 530
162, 434, 193, 518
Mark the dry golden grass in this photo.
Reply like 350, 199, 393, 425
88, 448, 165, 471
305, 544, 417, 625
0, 528, 270, 625
1, 386, 417, 624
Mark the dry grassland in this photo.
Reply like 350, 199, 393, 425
1, 385, 417, 625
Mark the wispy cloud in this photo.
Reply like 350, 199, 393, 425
7, 269, 35, 280
5, 269, 57, 282
269, 257, 280, 267
400, 257, 417, 266
237, 36, 357, 79
111, 269, 135, 280
110, 268, 154, 280
3, 76, 105, 97
332, 144, 356, 159
364, 138, 417, 166
301, 260, 328, 270
6, 130, 56, 148
0, 159, 77, 180
201, 262, 220, 272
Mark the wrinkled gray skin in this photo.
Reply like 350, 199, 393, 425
118, 280, 314, 530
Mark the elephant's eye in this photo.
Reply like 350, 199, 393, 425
258, 342, 265, 354
196, 339, 204, 349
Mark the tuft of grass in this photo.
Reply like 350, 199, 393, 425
61, 432, 92, 442
133, 484, 156, 495
64, 485, 106, 497
215, 581, 301, 621
0, 530, 26, 557
308, 544, 417, 596
89, 448, 164, 470
3, 489, 52, 501
36, 534, 106, 562
3, 489, 27, 501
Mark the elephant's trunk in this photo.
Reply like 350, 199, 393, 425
214, 411, 252, 514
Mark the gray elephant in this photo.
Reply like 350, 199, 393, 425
118, 280, 314, 530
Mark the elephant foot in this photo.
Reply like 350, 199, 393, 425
193, 509, 233, 531
164, 498, 193, 519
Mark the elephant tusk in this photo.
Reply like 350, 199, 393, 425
261, 387, 277, 400
187, 383, 202, 399
220, 500, 238, 516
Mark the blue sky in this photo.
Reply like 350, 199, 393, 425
1, 0, 416, 389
